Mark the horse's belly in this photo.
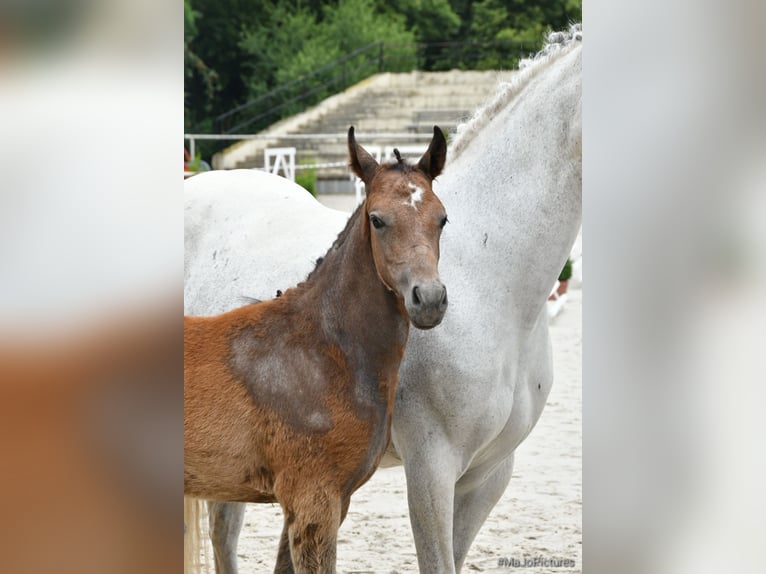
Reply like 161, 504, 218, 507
184, 447, 277, 502
468, 339, 554, 476
185, 480, 277, 504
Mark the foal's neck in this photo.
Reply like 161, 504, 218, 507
303, 205, 409, 379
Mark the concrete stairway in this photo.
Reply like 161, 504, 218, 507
213, 69, 515, 182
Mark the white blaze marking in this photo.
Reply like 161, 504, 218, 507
405, 182, 425, 209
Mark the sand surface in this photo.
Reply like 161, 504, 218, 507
197, 281, 581, 573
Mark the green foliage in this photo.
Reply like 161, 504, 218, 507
325, 0, 414, 54
558, 258, 573, 282
185, 151, 211, 172
469, 0, 579, 69
184, 0, 198, 39
386, 0, 461, 44
231, 0, 417, 130
185, 0, 267, 133
185, 56, 220, 118
295, 160, 318, 196
184, 0, 220, 126
239, 0, 416, 90
184, 0, 582, 161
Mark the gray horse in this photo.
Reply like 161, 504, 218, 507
184, 25, 582, 573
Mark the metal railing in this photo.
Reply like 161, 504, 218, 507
214, 42, 387, 134
211, 39, 534, 136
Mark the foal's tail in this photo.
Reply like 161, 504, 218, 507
184, 497, 207, 574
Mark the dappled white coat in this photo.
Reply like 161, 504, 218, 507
184, 169, 348, 315
184, 24, 581, 574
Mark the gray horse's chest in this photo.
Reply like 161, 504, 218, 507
392, 311, 553, 466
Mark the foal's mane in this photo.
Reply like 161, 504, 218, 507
450, 23, 582, 159
304, 200, 365, 284
239, 202, 366, 306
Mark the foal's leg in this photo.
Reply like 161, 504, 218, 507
272, 494, 351, 574
207, 501, 246, 574
280, 488, 342, 574
451, 454, 515, 572
340, 495, 351, 524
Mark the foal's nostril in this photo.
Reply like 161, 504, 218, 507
412, 286, 422, 306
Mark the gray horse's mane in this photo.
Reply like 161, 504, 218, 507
450, 23, 582, 159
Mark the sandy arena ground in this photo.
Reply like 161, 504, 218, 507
197, 285, 581, 572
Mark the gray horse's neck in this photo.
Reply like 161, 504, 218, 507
439, 45, 582, 331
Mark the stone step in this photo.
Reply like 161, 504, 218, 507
213, 70, 515, 170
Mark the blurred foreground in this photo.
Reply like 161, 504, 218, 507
0, 1, 182, 573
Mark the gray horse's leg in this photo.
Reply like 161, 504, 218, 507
452, 454, 515, 572
400, 440, 460, 573
208, 501, 246, 574
274, 522, 294, 574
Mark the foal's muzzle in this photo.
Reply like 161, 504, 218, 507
406, 281, 448, 330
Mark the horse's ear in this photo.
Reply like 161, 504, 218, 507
417, 126, 447, 180
348, 126, 378, 184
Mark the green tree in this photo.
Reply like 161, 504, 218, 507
469, 0, 580, 69
381, 0, 461, 70
385, 0, 461, 44
185, 0, 269, 131
235, 0, 416, 127
183, 0, 581, 159
184, 0, 220, 131
239, 0, 415, 84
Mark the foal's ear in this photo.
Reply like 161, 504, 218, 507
418, 126, 447, 180
348, 126, 379, 184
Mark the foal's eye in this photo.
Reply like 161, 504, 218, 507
439, 216, 449, 229
370, 215, 385, 229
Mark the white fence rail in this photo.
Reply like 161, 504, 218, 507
184, 132, 434, 172
184, 133, 436, 199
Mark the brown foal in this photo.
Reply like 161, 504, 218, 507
184, 127, 448, 573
